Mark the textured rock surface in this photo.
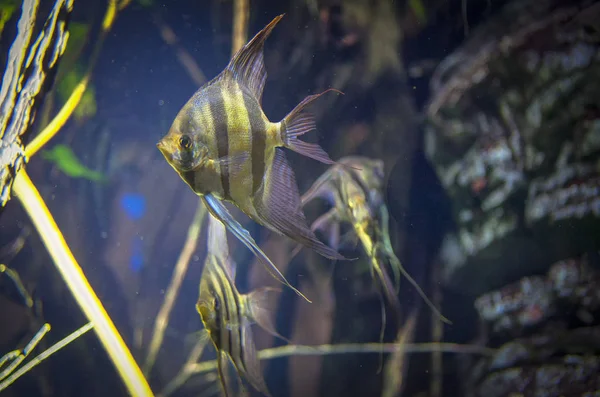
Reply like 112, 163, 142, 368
463, 253, 600, 396
424, 0, 600, 295
0, 0, 73, 208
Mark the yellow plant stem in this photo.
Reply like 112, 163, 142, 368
231, 0, 249, 56
25, 0, 119, 158
13, 169, 154, 397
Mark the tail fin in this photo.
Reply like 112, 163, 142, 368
281, 89, 343, 164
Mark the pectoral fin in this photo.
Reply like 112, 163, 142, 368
202, 194, 311, 303
214, 152, 250, 176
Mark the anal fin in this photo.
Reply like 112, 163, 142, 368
201, 194, 311, 303
253, 148, 348, 261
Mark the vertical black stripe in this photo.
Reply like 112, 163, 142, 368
211, 88, 230, 199
211, 265, 229, 354
213, 262, 243, 369
243, 93, 266, 194
181, 170, 196, 193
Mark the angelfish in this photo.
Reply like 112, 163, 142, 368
157, 14, 347, 299
197, 215, 287, 397
299, 157, 450, 358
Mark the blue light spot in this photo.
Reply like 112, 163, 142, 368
120, 193, 146, 221
130, 238, 144, 273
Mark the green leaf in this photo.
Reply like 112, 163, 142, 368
56, 64, 97, 122
409, 0, 427, 25
42, 144, 107, 182
0, 0, 19, 39
60, 22, 91, 74
136, 0, 154, 7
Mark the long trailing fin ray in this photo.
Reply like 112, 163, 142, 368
244, 287, 292, 344
240, 325, 272, 397
379, 206, 401, 291
376, 206, 451, 324
281, 89, 344, 165
224, 14, 285, 104
371, 255, 402, 374
383, 246, 451, 325
206, 210, 235, 278
201, 194, 311, 303
253, 148, 347, 261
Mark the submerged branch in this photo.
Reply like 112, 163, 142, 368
0, 322, 93, 392
0, 323, 51, 383
0, 263, 34, 308
144, 200, 207, 376
152, 12, 206, 86
12, 169, 154, 397
0, 0, 72, 207
157, 331, 210, 397
231, 0, 249, 55
188, 342, 495, 375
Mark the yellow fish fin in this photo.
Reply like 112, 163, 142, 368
201, 194, 311, 303
224, 14, 285, 104
370, 255, 402, 373
253, 148, 348, 261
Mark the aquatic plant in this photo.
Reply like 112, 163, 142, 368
2, 0, 153, 395
1, 1, 502, 396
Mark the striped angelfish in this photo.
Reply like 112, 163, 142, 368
197, 215, 287, 397
299, 157, 451, 355
157, 14, 349, 300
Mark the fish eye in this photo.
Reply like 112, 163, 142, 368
178, 135, 192, 150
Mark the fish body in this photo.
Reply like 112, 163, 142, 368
301, 156, 449, 323
158, 15, 347, 298
198, 216, 284, 397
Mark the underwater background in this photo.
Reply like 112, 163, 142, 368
0, 0, 599, 396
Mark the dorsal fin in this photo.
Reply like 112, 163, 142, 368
224, 14, 284, 103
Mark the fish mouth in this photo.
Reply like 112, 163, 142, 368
156, 140, 178, 168
156, 140, 173, 161
156, 140, 167, 152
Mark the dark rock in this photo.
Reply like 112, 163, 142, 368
424, 0, 600, 295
